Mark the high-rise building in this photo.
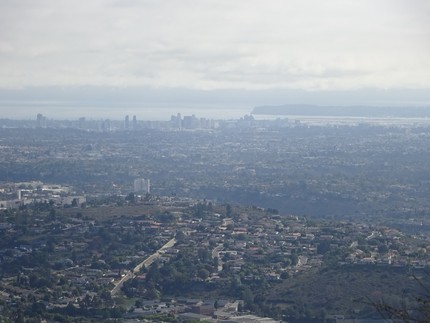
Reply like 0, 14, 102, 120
36, 113, 46, 128
78, 117, 86, 129
125, 115, 130, 129
102, 119, 111, 132
133, 178, 150, 194
170, 113, 182, 129
183, 114, 199, 129
132, 115, 137, 130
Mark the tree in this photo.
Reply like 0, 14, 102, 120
48, 208, 56, 220
125, 192, 136, 203
197, 248, 211, 262
242, 287, 255, 311
146, 263, 161, 284
71, 198, 78, 208
146, 287, 160, 299
372, 274, 430, 322
280, 272, 289, 279
197, 268, 209, 280
176, 230, 187, 243
159, 211, 176, 224
290, 254, 298, 266
317, 240, 331, 255
226, 204, 232, 217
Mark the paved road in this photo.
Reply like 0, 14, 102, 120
111, 237, 176, 296
212, 244, 224, 272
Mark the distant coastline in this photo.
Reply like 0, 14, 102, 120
252, 104, 430, 118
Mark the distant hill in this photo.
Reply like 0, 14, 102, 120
252, 104, 430, 118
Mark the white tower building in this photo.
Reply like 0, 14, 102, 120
133, 178, 150, 194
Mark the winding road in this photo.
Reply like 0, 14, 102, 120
110, 237, 177, 296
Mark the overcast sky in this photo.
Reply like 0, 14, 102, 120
0, 0, 429, 118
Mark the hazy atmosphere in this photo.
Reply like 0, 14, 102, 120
1, 0, 430, 118
3, 2, 430, 322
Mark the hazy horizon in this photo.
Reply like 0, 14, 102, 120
1, 1, 430, 118
2, 86, 430, 120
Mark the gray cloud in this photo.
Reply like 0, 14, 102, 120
0, 0, 429, 92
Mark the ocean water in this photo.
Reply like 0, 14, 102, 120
253, 114, 430, 125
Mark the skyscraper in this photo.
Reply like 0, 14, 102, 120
132, 115, 137, 130
36, 113, 46, 128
